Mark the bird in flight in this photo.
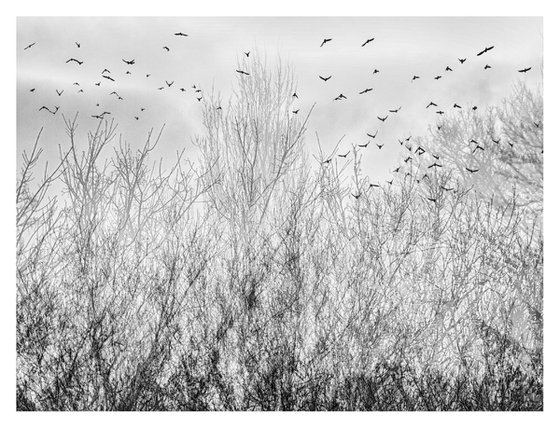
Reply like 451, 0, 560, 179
359, 88, 373, 94
445, 66, 453, 72
29, 88, 35, 92
436, 111, 445, 115
102, 69, 111, 74
426, 101, 438, 109
458, 58, 467, 64
372, 69, 380, 74
412, 75, 420, 82
404, 156, 412, 163
427, 197, 437, 203
180, 87, 186, 92
95, 82, 101, 86
39, 105, 59, 115
376, 143, 384, 149
518, 67, 532, 73
366, 130, 378, 139
477, 46, 495, 56
24, 42, 36, 50
126, 71, 132, 75
320, 38, 332, 47
56, 89, 63, 96
197, 96, 203, 102
174, 32, 188, 37
103, 75, 115, 82
472, 106, 478, 111
369, 183, 380, 188
122, 59, 135, 65
292, 92, 298, 99
243, 51, 251, 57
75, 41, 81, 48
428, 162, 442, 169
453, 103, 462, 109
158, 86, 165, 90
434, 75, 442, 80
492, 137, 501, 144
66, 58, 83, 65
386, 179, 393, 186
361, 37, 375, 47
484, 64, 492, 70
163, 46, 170, 51
134, 116, 139, 120
351, 193, 361, 199
441, 186, 454, 192
377, 115, 388, 122
292, 109, 300, 114
338, 151, 350, 158
389, 107, 401, 113
334, 94, 347, 101
466, 167, 479, 173
166, 80, 174, 87
236, 69, 250, 76
319, 75, 332, 82
358, 141, 370, 148
146, 74, 151, 78
472, 144, 485, 154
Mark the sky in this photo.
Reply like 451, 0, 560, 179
17, 17, 543, 183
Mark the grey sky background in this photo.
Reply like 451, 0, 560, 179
17, 17, 542, 182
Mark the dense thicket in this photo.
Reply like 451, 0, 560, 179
16, 57, 543, 410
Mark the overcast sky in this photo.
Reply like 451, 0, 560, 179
17, 17, 542, 182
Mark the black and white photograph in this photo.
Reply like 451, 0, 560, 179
6, 2, 558, 421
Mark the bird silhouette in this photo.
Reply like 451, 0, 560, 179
484, 64, 492, 69
292, 92, 298, 98
95, 82, 101, 86
158, 86, 164, 90
236, 69, 250, 76
75, 41, 81, 48
361, 37, 375, 47
428, 162, 442, 169
377, 115, 388, 122
66, 58, 83, 65
376, 143, 384, 149
320, 38, 332, 47
351, 193, 361, 199
292, 109, 300, 114
334, 94, 347, 101
393, 167, 401, 173
109, 91, 120, 97
472, 106, 478, 111
436, 111, 444, 115
126, 71, 132, 75
372, 69, 380, 74
441, 186, 454, 192
319, 75, 332, 81
134, 116, 139, 120
389, 107, 401, 113
518, 67, 532, 73
56, 89, 63, 96
197, 96, 203, 102
427, 197, 437, 203
466, 167, 479, 173
477, 46, 494, 56
146, 74, 151, 78
472, 145, 485, 153
29, 88, 35, 92
445, 66, 453, 71
459, 58, 467, 64
359, 88, 373, 94
434, 75, 442, 80
102, 69, 111, 74
369, 183, 380, 188
122, 58, 135, 65
432, 154, 440, 160
453, 103, 462, 109
24, 42, 36, 50
323, 158, 332, 164
492, 137, 500, 144
39, 105, 59, 114
180, 87, 186, 92
163, 46, 170, 51
404, 156, 412, 163
437, 125, 443, 130
174, 32, 188, 37
386, 179, 393, 185
366, 130, 378, 139
103, 75, 115, 82
166, 80, 174, 87
358, 141, 370, 148
426, 101, 438, 109
338, 151, 350, 158
412, 75, 420, 82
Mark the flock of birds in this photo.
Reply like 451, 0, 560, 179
22, 33, 539, 203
